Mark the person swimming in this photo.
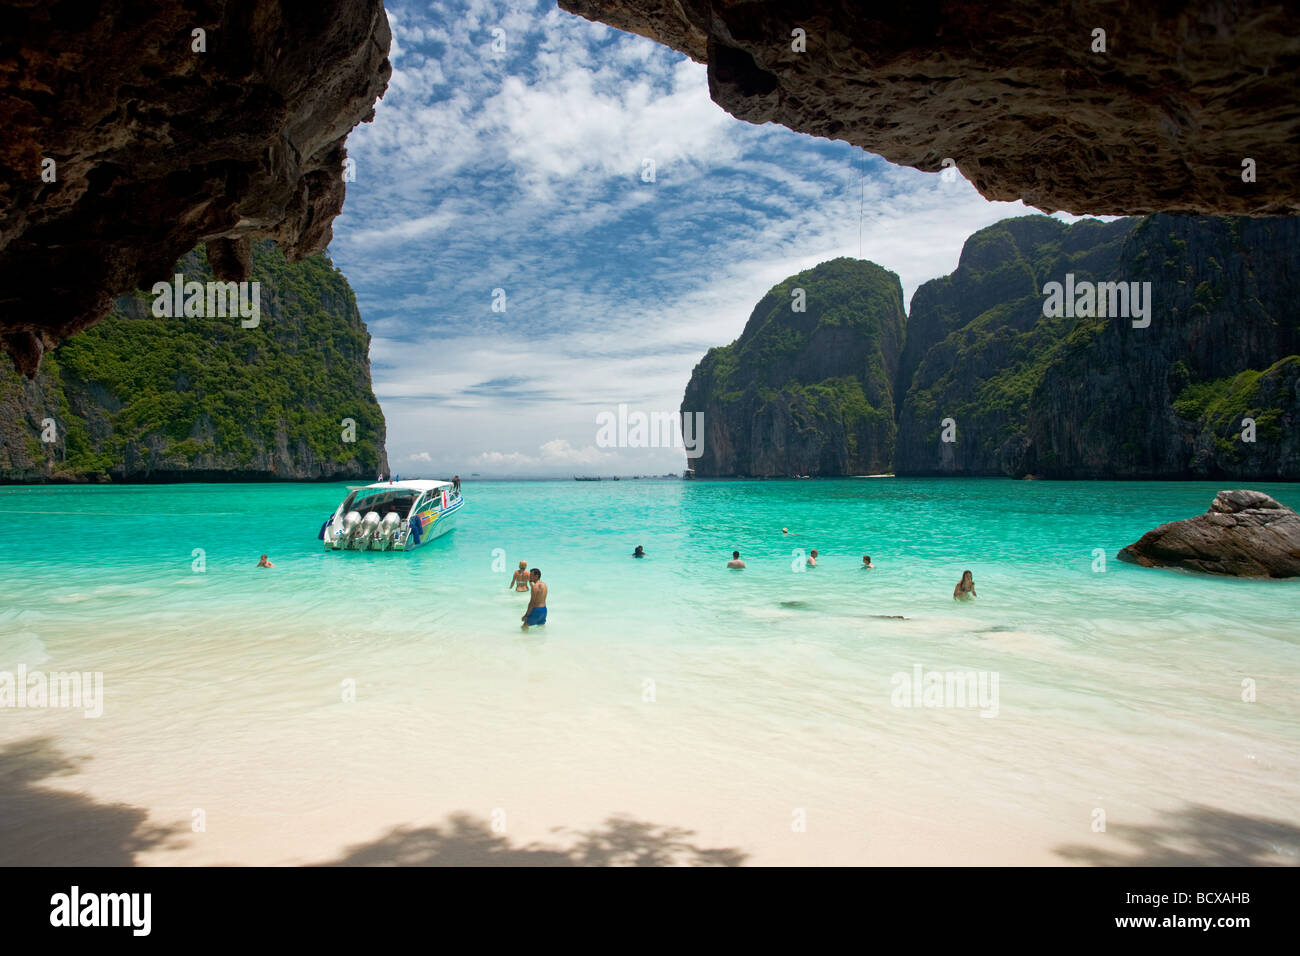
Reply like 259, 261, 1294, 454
862, 555, 874, 569
954, 570, 977, 601
521, 568, 547, 630
633, 545, 646, 558
727, 550, 746, 569
509, 561, 530, 592
807, 549, 818, 567
257, 554, 274, 568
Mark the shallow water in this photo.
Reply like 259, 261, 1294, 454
0, 478, 1297, 865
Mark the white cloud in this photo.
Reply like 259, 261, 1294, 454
466, 438, 622, 475
329, 0, 1103, 475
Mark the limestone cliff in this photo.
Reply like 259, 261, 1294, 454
894, 216, 1135, 475
0, 241, 388, 482
686, 214, 1300, 480
681, 258, 905, 476
898, 215, 1300, 479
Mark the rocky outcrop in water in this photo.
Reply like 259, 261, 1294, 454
0, 241, 387, 483
1117, 490, 1300, 577
560, 1, 1299, 217
681, 258, 905, 476
0, 0, 391, 376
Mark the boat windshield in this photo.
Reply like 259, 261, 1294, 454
343, 489, 420, 518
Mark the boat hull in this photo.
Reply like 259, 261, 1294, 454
321, 487, 464, 552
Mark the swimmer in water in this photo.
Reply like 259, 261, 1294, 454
258, 554, 274, 568
727, 550, 746, 569
807, 549, 818, 567
521, 569, 547, 630
953, 570, 977, 601
509, 561, 530, 592
862, 555, 874, 569
633, 545, 646, 558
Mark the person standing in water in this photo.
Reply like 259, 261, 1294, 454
522, 569, 548, 630
509, 561, 530, 591
257, 554, 274, 568
633, 545, 646, 558
727, 551, 745, 569
954, 570, 977, 600
807, 549, 819, 567
862, 555, 874, 569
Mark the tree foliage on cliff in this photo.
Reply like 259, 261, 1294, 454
681, 258, 905, 476
682, 214, 1299, 480
895, 214, 1300, 479
0, 241, 387, 482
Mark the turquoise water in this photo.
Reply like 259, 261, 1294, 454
1, 478, 1298, 865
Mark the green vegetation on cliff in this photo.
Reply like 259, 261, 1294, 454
0, 241, 387, 482
683, 214, 1300, 480
681, 258, 905, 476
896, 216, 1134, 475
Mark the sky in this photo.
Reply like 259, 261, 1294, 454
328, 0, 1079, 477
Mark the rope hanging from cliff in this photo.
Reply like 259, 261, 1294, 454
858, 148, 865, 259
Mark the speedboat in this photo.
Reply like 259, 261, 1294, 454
319, 479, 463, 551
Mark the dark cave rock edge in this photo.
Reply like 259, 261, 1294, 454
0, 0, 392, 376
561, 0, 1299, 217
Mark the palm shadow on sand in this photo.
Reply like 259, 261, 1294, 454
2, 738, 745, 866
318, 812, 748, 867
0, 736, 188, 865
1055, 803, 1300, 866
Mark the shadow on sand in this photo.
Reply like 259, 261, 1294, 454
1, 736, 745, 866
1055, 803, 1300, 866
0, 736, 187, 865
318, 812, 748, 867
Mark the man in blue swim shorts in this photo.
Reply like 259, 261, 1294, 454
521, 568, 548, 630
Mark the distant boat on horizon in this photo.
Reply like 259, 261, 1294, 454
574, 475, 601, 481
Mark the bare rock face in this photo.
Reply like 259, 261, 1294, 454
559, 0, 1300, 217
1117, 490, 1300, 578
0, 1, 391, 376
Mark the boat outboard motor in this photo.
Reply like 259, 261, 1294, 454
359, 511, 381, 548
341, 510, 362, 548
379, 512, 401, 548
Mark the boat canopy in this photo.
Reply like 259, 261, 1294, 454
348, 479, 455, 493
340, 480, 458, 519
